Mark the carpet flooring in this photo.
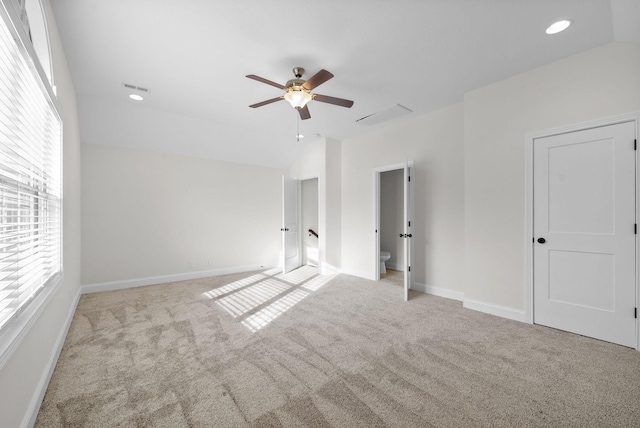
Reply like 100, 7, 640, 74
35, 266, 640, 427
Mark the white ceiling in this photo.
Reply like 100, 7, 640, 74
50, 0, 640, 169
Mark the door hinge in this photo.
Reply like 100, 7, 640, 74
408, 175, 411, 182
408, 266, 411, 272
635, 139, 637, 150
635, 307, 637, 319
635, 224, 637, 235
408, 221, 411, 227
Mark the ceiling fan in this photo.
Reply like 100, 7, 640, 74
246, 67, 354, 120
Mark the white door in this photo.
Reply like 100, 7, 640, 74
282, 176, 301, 274
533, 121, 636, 348
402, 162, 413, 301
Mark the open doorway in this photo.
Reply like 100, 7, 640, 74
379, 169, 404, 281
374, 162, 414, 301
282, 176, 320, 274
301, 178, 319, 270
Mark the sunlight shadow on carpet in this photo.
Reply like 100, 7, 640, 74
242, 288, 310, 332
275, 267, 318, 285
215, 279, 290, 317
201, 273, 267, 299
203, 266, 334, 332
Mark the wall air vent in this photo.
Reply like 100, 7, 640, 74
356, 104, 412, 126
121, 82, 150, 93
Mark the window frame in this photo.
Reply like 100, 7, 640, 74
0, 0, 63, 371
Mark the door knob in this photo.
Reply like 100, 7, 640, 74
399, 233, 404, 238
537, 237, 546, 244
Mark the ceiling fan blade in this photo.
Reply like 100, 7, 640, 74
249, 97, 284, 108
246, 74, 286, 90
313, 94, 354, 108
298, 105, 311, 120
302, 69, 334, 91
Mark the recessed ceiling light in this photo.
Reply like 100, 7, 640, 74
546, 20, 571, 35
129, 94, 144, 101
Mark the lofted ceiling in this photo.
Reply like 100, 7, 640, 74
50, 0, 640, 169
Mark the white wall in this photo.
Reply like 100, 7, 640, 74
341, 102, 466, 292
290, 138, 325, 179
325, 139, 342, 270
464, 42, 640, 312
380, 169, 404, 268
0, 1, 82, 426
290, 137, 342, 274
81, 144, 286, 285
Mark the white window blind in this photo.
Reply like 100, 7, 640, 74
0, 11, 61, 331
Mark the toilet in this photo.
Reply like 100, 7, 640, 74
380, 251, 391, 274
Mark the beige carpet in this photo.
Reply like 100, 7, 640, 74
36, 266, 640, 427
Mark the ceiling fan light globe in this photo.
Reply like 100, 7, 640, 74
284, 89, 312, 109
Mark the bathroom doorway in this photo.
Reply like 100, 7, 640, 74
380, 169, 404, 272
374, 161, 414, 301
301, 178, 319, 270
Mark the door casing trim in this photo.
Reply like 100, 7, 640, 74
373, 161, 414, 283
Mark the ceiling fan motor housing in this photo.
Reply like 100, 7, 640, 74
285, 78, 306, 89
285, 67, 310, 109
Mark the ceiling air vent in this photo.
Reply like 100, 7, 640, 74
121, 82, 150, 93
356, 104, 412, 126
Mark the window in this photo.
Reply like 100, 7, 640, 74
0, 1, 61, 346
23, 0, 54, 86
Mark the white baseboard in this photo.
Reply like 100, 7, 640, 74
463, 298, 527, 323
414, 283, 464, 301
22, 287, 81, 428
341, 268, 376, 281
320, 262, 341, 275
386, 262, 404, 272
81, 265, 268, 294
